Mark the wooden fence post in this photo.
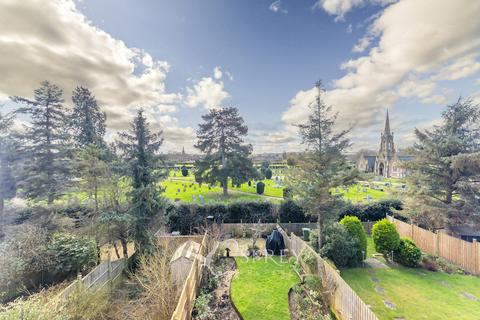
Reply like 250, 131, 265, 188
473, 239, 479, 275
434, 231, 439, 256
410, 223, 414, 239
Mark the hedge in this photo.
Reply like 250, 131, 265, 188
167, 201, 276, 234
339, 198, 403, 222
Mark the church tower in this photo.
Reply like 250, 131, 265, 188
375, 110, 396, 177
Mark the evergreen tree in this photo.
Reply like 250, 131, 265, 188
71, 86, 106, 148
117, 109, 164, 254
0, 112, 16, 217
194, 107, 256, 196
289, 81, 357, 249
76, 145, 108, 211
403, 97, 480, 229
11, 81, 72, 204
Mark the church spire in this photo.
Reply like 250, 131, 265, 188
384, 109, 391, 134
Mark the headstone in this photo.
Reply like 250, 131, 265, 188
199, 194, 205, 205
192, 195, 197, 203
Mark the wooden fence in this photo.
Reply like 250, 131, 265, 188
279, 228, 378, 320
171, 232, 209, 320
58, 258, 125, 300
387, 215, 480, 275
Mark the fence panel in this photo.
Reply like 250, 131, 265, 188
388, 215, 480, 275
280, 229, 378, 320
171, 232, 208, 320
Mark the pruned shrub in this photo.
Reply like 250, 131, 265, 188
394, 238, 421, 267
279, 200, 306, 223
319, 223, 358, 268
340, 216, 367, 266
371, 219, 400, 257
265, 168, 273, 179
283, 187, 292, 199
181, 165, 188, 177
256, 181, 265, 195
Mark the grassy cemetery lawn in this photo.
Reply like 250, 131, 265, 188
231, 256, 298, 320
341, 237, 480, 320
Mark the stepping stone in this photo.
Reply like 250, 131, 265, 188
440, 280, 450, 287
366, 258, 388, 269
461, 292, 478, 301
394, 317, 405, 320
383, 299, 396, 309
375, 286, 385, 294
372, 277, 380, 283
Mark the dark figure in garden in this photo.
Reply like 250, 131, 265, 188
266, 229, 285, 255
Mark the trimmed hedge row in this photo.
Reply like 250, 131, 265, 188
339, 198, 403, 222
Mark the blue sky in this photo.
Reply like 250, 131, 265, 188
1, 0, 480, 153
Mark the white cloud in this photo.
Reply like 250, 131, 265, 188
0, 0, 182, 131
285, 0, 480, 150
213, 66, 223, 80
269, 1, 288, 14
185, 77, 230, 109
314, 0, 396, 20
283, 0, 480, 128
352, 35, 372, 53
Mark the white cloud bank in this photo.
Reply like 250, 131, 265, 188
281, 0, 480, 150
0, 0, 198, 151
269, 1, 288, 14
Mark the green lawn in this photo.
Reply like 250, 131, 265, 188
231, 256, 298, 320
342, 237, 480, 320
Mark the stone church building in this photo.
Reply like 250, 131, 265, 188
356, 111, 412, 178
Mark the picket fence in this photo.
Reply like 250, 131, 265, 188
279, 228, 378, 320
58, 258, 125, 300
387, 215, 480, 275
170, 232, 209, 320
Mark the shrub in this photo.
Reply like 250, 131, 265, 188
283, 187, 292, 199
371, 219, 400, 257
309, 229, 320, 252
279, 200, 306, 223
256, 181, 265, 195
394, 238, 421, 267
47, 233, 98, 275
319, 223, 358, 268
265, 168, 273, 179
181, 165, 188, 177
340, 216, 367, 265
300, 247, 318, 273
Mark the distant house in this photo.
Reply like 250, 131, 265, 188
356, 110, 413, 178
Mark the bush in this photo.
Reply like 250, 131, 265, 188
47, 233, 98, 275
265, 168, 273, 179
279, 200, 306, 223
340, 216, 367, 265
283, 187, 292, 199
394, 238, 421, 267
181, 165, 188, 177
371, 219, 400, 257
256, 181, 265, 195
339, 199, 403, 222
300, 247, 318, 273
319, 223, 358, 268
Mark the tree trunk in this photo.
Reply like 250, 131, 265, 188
120, 238, 129, 259
223, 181, 228, 196
94, 184, 98, 212
113, 242, 121, 260
317, 212, 323, 250
0, 194, 4, 233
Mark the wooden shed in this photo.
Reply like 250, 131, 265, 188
170, 240, 202, 289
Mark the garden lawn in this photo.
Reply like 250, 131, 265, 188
231, 256, 298, 320
342, 237, 480, 320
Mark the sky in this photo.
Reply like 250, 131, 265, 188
1, 0, 480, 153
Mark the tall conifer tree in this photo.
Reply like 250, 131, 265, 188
0, 112, 16, 217
195, 107, 256, 196
117, 109, 164, 254
12, 81, 72, 204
